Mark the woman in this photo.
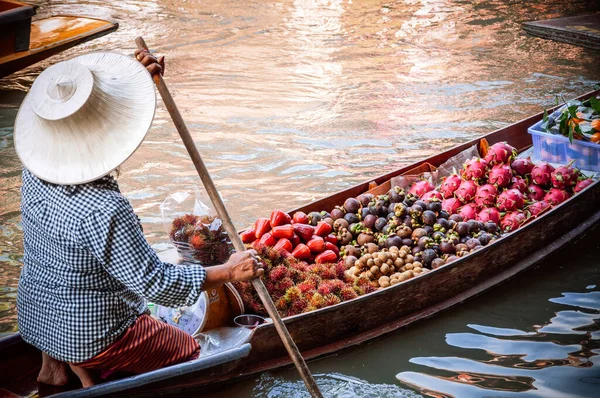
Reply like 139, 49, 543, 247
15, 50, 263, 387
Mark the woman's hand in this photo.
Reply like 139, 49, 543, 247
225, 250, 264, 282
134, 49, 165, 76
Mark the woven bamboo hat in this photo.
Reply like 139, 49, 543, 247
14, 52, 156, 185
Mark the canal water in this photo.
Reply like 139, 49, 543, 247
1, 0, 599, 396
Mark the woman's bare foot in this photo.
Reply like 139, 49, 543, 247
37, 352, 69, 386
69, 365, 97, 388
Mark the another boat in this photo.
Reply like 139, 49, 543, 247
0, 0, 118, 79
1, 89, 599, 397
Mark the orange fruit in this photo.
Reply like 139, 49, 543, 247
591, 119, 600, 131
591, 132, 600, 143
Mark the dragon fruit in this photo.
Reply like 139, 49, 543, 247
421, 190, 443, 202
509, 176, 528, 193
440, 174, 463, 198
485, 142, 517, 165
527, 201, 551, 217
551, 165, 579, 189
408, 180, 435, 198
526, 184, 545, 201
574, 178, 594, 193
461, 157, 489, 181
455, 180, 478, 204
477, 207, 501, 224
458, 203, 479, 221
511, 158, 535, 177
474, 184, 498, 208
488, 164, 513, 188
500, 211, 527, 232
442, 198, 462, 214
496, 189, 525, 211
531, 162, 555, 187
544, 188, 570, 206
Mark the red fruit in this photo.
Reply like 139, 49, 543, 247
240, 228, 257, 244
254, 218, 271, 239
461, 157, 489, 181
526, 184, 545, 201
496, 189, 525, 211
325, 242, 340, 255
488, 164, 513, 188
421, 190, 443, 202
511, 158, 535, 176
292, 211, 309, 224
531, 162, 555, 187
271, 224, 295, 239
408, 180, 435, 198
551, 166, 579, 189
474, 184, 498, 208
289, 233, 301, 247
485, 142, 517, 165
306, 236, 326, 253
293, 224, 315, 242
270, 210, 291, 227
544, 188, 570, 206
259, 232, 276, 247
509, 176, 528, 193
291, 244, 311, 260
442, 198, 462, 214
440, 175, 462, 198
527, 201, 551, 217
574, 178, 594, 193
477, 207, 501, 224
458, 203, 479, 221
273, 238, 293, 252
455, 180, 478, 203
315, 250, 338, 264
325, 234, 338, 245
500, 211, 527, 232
314, 221, 333, 237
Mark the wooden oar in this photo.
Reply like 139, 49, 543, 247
135, 37, 324, 398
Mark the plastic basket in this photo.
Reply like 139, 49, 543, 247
528, 110, 600, 172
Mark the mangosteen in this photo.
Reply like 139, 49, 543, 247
368, 202, 382, 216
402, 238, 414, 247
397, 225, 412, 239
349, 223, 361, 234
345, 245, 360, 258
439, 241, 456, 254
455, 222, 469, 237
422, 210, 437, 226
476, 221, 485, 231
387, 212, 395, 220
485, 222, 498, 234
356, 193, 373, 207
339, 231, 353, 245
374, 217, 388, 232
455, 243, 468, 253
344, 212, 359, 224
427, 200, 442, 213
388, 187, 405, 203
432, 231, 445, 242
446, 255, 458, 264
343, 198, 361, 214
410, 205, 424, 217
411, 228, 428, 241
421, 248, 437, 266
437, 218, 450, 230
459, 236, 469, 244
431, 258, 445, 269
391, 203, 407, 218
423, 226, 434, 235
380, 205, 389, 217
330, 208, 345, 220
467, 220, 479, 233
448, 219, 457, 229
415, 200, 427, 210
385, 235, 403, 249
478, 233, 492, 246
438, 210, 450, 219
417, 236, 432, 250
363, 214, 377, 230
364, 242, 379, 254
466, 238, 480, 250
411, 246, 421, 256
382, 225, 391, 235
357, 233, 375, 246
308, 211, 322, 226
449, 214, 463, 222
360, 207, 371, 220
333, 218, 349, 231
404, 193, 418, 206
320, 211, 331, 219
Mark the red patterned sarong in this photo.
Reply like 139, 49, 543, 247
74, 314, 200, 373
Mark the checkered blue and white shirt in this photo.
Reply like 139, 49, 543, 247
17, 169, 207, 363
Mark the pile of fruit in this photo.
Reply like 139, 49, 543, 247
542, 97, 600, 143
233, 141, 595, 317
170, 214, 233, 265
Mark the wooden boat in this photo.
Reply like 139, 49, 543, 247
1, 89, 599, 397
0, 0, 118, 79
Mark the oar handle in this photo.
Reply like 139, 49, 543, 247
135, 37, 323, 398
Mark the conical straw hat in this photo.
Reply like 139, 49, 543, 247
14, 52, 156, 185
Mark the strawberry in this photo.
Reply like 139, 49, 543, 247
325, 242, 339, 256
271, 224, 294, 239
291, 243, 311, 260
273, 238, 293, 252
289, 234, 301, 247
292, 211, 309, 224
293, 224, 315, 242
259, 232, 276, 247
240, 228, 256, 244
325, 234, 338, 245
254, 218, 271, 239
306, 236, 326, 253
270, 210, 291, 227
314, 221, 333, 237
315, 250, 338, 264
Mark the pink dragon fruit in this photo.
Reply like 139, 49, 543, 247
460, 157, 489, 181
526, 184, 546, 201
509, 176, 528, 193
421, 190, 443, 202
474, 184, 498, 208
455, 180, 478, 204
531, 162, 555, 187
488, 164, 513, 188
544, 188, 570, 206
477, 207, 501, 224
500, 211, 527, 232
458, 203, 479, 221
485, 142, 517, 165
408, 180, 435, 198
511, 157, 535, 177
496, 189, 526, 211
527, 201, 551, 217
551, 165, 579, 189
439, 174, 463, 198
574, 178, 594, 193
442, 198, 462, 214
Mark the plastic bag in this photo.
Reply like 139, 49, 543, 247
196, 326, 253, 357
160, 187, 233, 266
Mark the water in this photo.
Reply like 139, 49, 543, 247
1, 0, 599, 396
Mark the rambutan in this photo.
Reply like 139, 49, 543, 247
324, 294, 341, 306
269, 265, 290, 282
297, 279, 317, 294
287, 298, 309, 316
284, 286, 302, 303
339, 286, 358, 301
309, 293, 326, 309
275, 277, 294, 293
